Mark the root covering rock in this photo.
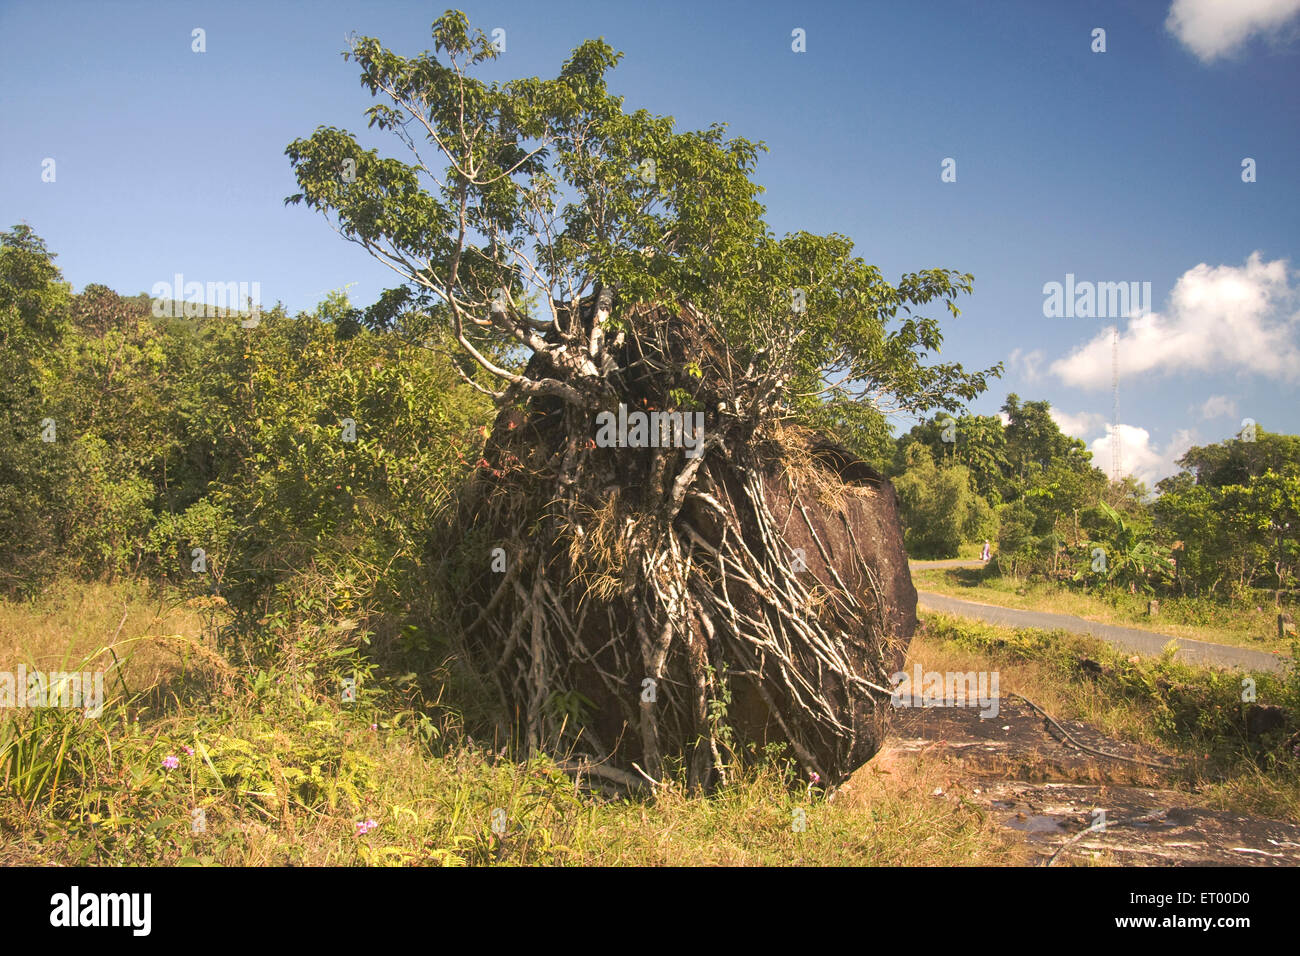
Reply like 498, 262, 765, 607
448, 302, 918, 788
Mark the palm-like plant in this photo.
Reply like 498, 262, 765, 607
1077, 501, 1174, 593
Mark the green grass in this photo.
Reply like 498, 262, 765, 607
0, 578, 1022, 866
6, 577, 1295, 865
911, 566, 1294, 655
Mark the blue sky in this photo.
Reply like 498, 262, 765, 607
3, 0, 1298, 484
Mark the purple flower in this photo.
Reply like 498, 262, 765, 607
183, 745, 195, 757
162, 755, 180, 770
355, 818, 379, 835
809, 772, 821, 785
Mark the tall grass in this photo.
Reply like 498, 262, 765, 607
8, 578, 1293, 865
0, 578, 1020, 866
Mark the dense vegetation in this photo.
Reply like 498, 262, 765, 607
0, 223, 492, 670
3, 214, 1295, 679
886, 392, 1300, 614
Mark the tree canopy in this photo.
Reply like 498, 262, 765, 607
285, 10, 999, 433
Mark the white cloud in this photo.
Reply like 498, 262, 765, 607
1007, 347, 1045, 383
1050, 253, 1300, 390
1195, 394, 1238, 420
1088, 425, 1196, 487
1049, 408, 1106, 440
1166, 0, 1300, 62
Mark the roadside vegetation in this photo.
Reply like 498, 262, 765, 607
887, 398, 1298, 654
4, 575, 1294, 865
912, 565, 1293, 655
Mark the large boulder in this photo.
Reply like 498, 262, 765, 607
447, 302, 918, 787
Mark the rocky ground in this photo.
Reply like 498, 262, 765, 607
849, 697, 1300, 866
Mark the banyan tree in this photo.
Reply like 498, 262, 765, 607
287, 12, 999, 788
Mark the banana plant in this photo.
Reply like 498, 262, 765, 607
1075, 501, 1174, 593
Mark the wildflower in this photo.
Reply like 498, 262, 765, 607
183, 745, 195, 756
355, 819, 379, 835
809, 772, 821, 785
162, 755, 180, 770
370, 723, 377, 731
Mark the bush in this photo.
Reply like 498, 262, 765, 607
894, 444, 997, 558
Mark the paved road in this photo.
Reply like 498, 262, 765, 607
908, 561, 1289, 674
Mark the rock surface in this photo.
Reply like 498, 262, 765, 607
858, 697, 1300, 866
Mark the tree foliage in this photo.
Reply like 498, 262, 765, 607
892, 444, 995, 558
0, 225, 492, 654
285, 11, 998, 427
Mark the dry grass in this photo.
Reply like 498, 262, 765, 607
906, 620, 1159, 757
0, 577, 1022, 867
7, 578, 1291, 866
767, 421, 851, 512
0, 578, 211, 694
